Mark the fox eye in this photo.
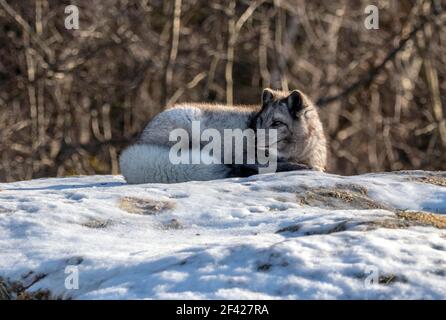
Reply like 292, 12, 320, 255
271, 120, 284, 128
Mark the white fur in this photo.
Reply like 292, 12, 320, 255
119, 144, 231, 184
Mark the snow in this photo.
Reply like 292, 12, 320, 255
0, 170, 446, 299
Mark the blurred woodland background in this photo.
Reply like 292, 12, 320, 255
0, 0, 445, 182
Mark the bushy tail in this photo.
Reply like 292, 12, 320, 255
119, 144, 231, 184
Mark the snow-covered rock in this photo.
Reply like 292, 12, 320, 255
0, 171, 445, 299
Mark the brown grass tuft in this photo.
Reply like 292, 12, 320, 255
119, 196, 176, 215
0, 276, 55, 300
298, 186, 390, 210
366, 211, 446, 230
396, 211, 446, 229
411, 176, 446, 187
81, 218, 112, 229
163, 218, 183, 230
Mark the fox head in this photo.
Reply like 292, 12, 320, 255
253, 88, 326, 168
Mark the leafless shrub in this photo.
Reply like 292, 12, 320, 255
0, 0, 444, 181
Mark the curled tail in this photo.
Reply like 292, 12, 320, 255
119, 144, 231, 184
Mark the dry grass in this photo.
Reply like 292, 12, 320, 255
276, 224, 301, 234
163, 218, 183, 230
325, 221, 349, 234
304, 220, 349, 236
81, 218, 112, 229
322, 190, 355, 202
0, 279, 10, 300
377, 274, 406, 285
411, 176, 446, 187
119, 196, 176, 215
298, 186, 390, 210
366, 211, 446, 230
396, 211, 446, 229
0, 277, 54, 300
365, 219, 413, 230
335, 184, 369, 196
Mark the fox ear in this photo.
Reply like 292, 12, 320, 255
262, 88, 274, 106
286, 90, 304, 115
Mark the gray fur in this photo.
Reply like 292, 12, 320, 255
120, 103, 259, 184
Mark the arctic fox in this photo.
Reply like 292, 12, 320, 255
119, 89, 326, 184
254, 88, 327, 172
